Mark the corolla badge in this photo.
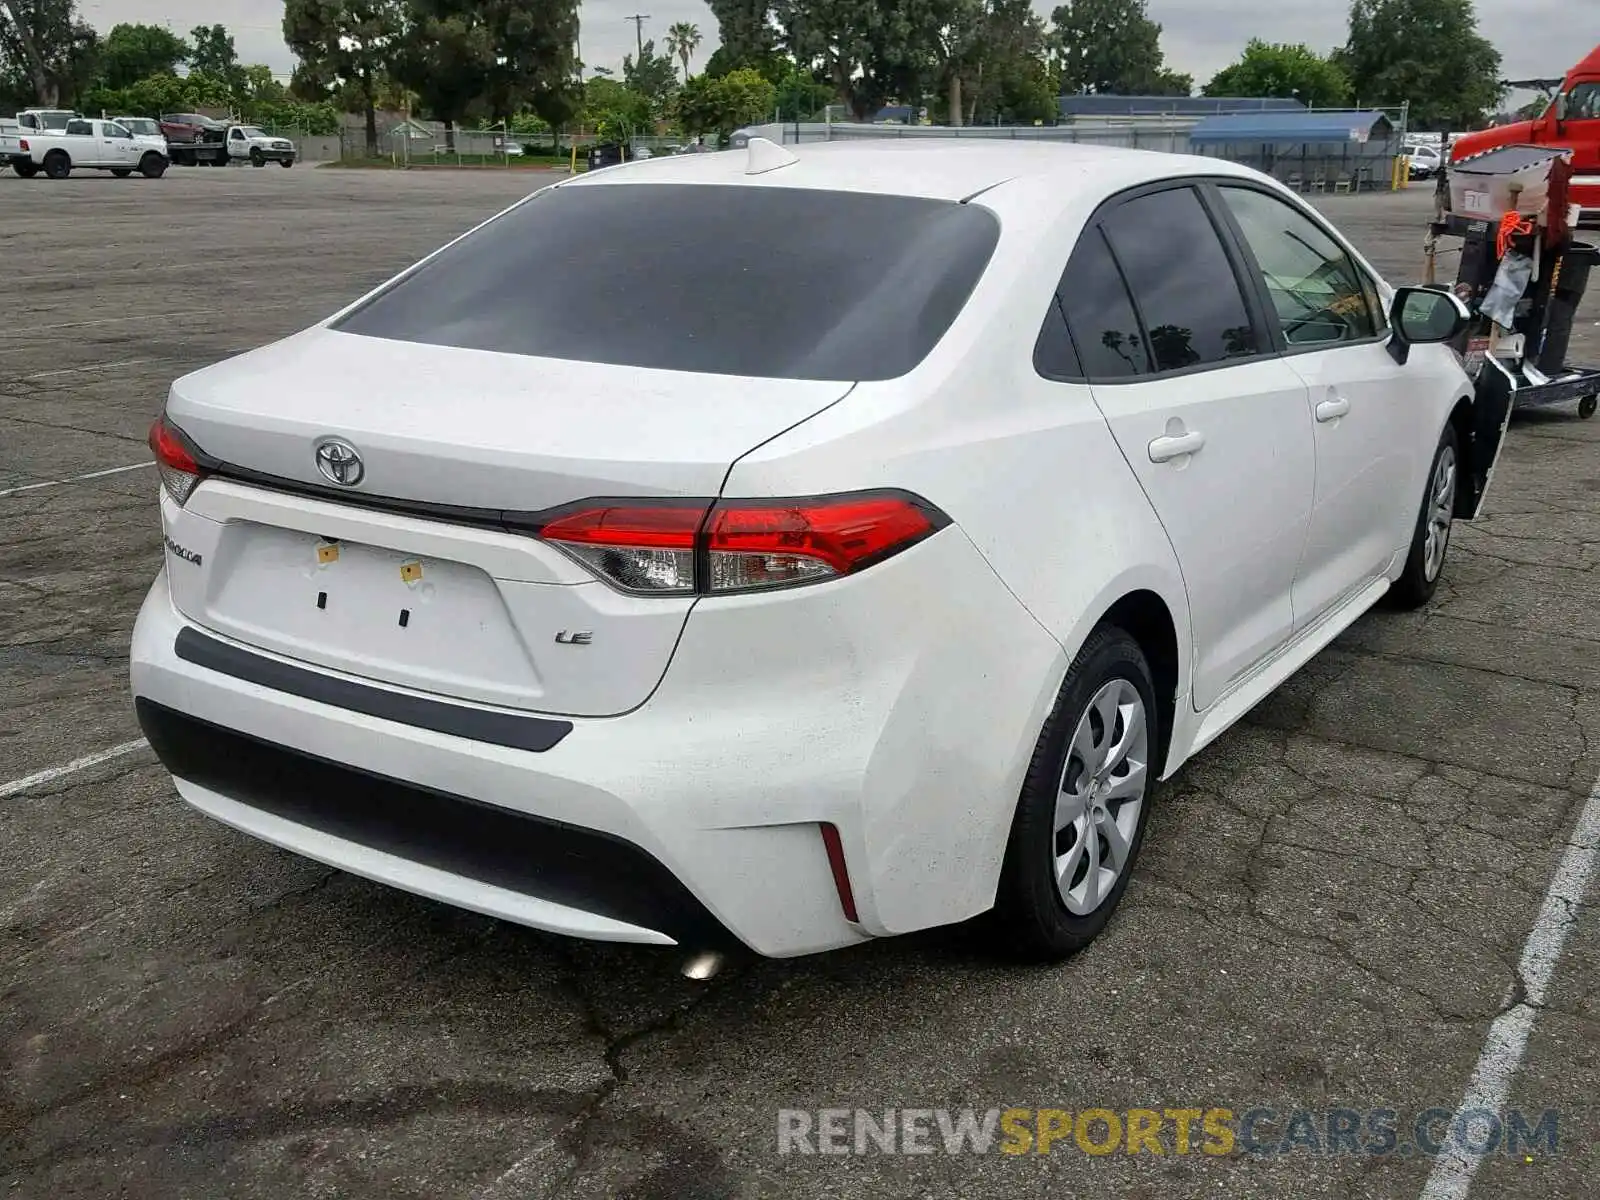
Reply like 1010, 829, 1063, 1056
314, 438, 364, 487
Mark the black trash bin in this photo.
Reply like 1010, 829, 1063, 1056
1533, 240, 1597, 373
587, 142, 625, 171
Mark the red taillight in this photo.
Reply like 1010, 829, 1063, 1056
819, 823, 859, 923
148, 416, 203, 505
707, 495, 939, 591
536, 491, 946, 596
19, 138, 28, 152
539, 504, 706, 595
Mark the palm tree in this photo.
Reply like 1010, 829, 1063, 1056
664, 21, 701, 83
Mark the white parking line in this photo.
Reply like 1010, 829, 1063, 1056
0, 461, 153, 498
1419, 775, 1600, 1200
0, 738, 150, 800
24, 357, 154, 380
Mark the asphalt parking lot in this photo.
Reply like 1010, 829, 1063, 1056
2, 166, 1598, 1200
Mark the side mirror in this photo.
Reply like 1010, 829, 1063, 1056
1555, 91, 1569, 128
1386, 286, 1471, 365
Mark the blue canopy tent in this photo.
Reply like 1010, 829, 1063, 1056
1188, 110, 1399, 192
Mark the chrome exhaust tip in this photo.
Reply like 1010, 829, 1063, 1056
680, 950, 724, 981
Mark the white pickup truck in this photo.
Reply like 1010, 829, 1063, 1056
224, 124, 296, 167
9, 116, 169, 180
0, 119, 22, 172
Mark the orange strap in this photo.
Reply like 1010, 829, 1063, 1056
1497, 210, 1534, 259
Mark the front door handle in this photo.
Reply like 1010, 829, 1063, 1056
1148, 431, 1206, 463
1316, 396, 1351, 422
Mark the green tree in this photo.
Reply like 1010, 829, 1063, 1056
623, 38, 678, 111
394, 0, 578, 147
284, 0, 402, 155
1050, 0, 1172, 95
935, 0, 1060, 127
1149, 68, 1191, 96
99, 22, 188, 89
582, 74, 650, 140
674, 65, 776, 142
188, 23, 240, 85
1204, 40, 1349, 107
772, 59, 833, 120
771, 0, 946, 120
1341, 0, 1501, 127
0, 0, 98, 106
705, 0, 772, 72
664, 20, 701, 82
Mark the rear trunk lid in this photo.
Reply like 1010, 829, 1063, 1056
162, 329, 852, 717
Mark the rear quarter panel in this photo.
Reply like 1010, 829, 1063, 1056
718, 171, 1193, 925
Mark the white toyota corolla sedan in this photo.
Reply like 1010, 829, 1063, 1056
131, 139, 1505, 963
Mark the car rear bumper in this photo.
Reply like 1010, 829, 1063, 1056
135, 696, 734, 949
130, 540, 1062, 956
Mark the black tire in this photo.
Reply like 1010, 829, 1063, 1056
139, 153, 167, 179
280, 157, 294, 168
43, 150, 70, 180
12, 158, 38, 178
1389, 422, 1460, 609
992, 624, 1159, 961
210, 156, 227, 167
111, 168, 132, 177
1579, 394, 1597, 420
250, 148, 264, 167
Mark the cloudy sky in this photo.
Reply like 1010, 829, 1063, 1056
77, 0, 1573, 102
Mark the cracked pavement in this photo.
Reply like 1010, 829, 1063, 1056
2, 171, 1598, 1199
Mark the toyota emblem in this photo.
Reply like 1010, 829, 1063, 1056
314, 438, 364, 487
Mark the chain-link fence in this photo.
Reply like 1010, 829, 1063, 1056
739, 120, 1195, 154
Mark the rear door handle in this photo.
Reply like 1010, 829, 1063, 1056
1148, 431, 1205, 463
1316, 397, 1351, 422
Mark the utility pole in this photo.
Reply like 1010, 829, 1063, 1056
624, 14, 650, 59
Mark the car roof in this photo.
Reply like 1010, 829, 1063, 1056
557, 138, 1270, 204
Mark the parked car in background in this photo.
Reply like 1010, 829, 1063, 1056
9, 117, 168, 179
1405, 143, 1443, 179
159, 113, 229, 166
112, 116, 169, 145
134, 140, 1497, 965
225, 124, 296, 167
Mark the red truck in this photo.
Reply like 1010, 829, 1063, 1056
1452, 44, 1600, 225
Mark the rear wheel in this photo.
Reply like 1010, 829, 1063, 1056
1580, 394, 1597, 420
1390, 423, 1459, 609
43, 150, 70, 180
250, 148, 264, 167
280, 157, 294, 168
992, 625, 1158, 960
12, 159, 37, 178
139, 152, 167, 179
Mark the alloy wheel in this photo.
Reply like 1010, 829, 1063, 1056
1423, 444, 1456, 582
1053, 679, 1149, 915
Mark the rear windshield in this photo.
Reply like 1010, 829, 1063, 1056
332, 182, 1001, 381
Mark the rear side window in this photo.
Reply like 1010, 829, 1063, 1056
66, 119, 92, 136
333, 183, 1002, 382
1100, 187, 1260, 372
1054, 228, 1150, 380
